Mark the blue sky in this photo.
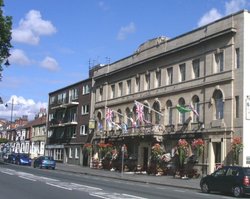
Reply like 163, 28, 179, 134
0, 0, 250, 121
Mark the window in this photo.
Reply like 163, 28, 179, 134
143, 105, 151, 124
192, 59, 200, 79
126, 80, 131, 94
110, 85, 115, 99
166, 100, 173, 125
213, 90, 224, 119
99, 87, 103, 101
179, 64, 186, 82
235, 48, 240, 69
70, 127, 76, 138
155, 70, 161, 88
80, 125, 87, 135
167, 67, 173, 85
81, 105, 89, 115
192, 96, 200, 122
126, 108, 132, 127
235, 96, 239, 118
50, 96, 55, 105
75, 148, 79, 159
135, 76, 140, 92
215, 52, 224, 72
82, 85, 90, 95
69, 88, 78, 101
153, 102, 161, 124
118, 82, 123, 97
58, 92, 66, 103
178, 98, 186, 123
48, 113, 54, 122
69, 148, 72, 158
145, 73, 150, 90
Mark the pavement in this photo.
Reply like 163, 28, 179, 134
56, 163, 201, 190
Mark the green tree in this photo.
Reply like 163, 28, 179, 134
0, 0, 12, 81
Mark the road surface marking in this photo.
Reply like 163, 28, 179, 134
46, 182, 73, 190
19, 176, 37, 181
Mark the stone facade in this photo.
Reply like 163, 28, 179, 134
91, 10, 250, 175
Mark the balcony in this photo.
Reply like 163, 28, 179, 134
95, 124, 166, 138
49, 119, 78, 128
50, 97, 79, 110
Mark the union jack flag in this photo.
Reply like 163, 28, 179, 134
136, 102, 144, 122
106, 108, 113, 122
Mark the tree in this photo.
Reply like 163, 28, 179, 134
0, 0, 12, 81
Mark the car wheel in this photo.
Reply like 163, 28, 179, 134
232, 186, 243, 198
201, 182, 210, 193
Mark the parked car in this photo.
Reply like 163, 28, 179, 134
6, 153, 18, 164
200, 166, 250, 197
33, 156, 56, 169
15, 154, 32, 166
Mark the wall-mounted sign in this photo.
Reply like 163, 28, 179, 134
89, 119, 96, 129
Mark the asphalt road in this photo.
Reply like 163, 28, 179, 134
0, 163, 243, 199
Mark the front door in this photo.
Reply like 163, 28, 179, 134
143, 147, 148, 171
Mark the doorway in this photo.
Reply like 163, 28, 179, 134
143, 147, 148, 171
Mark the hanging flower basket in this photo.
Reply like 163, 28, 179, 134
191, 138, 204, 158
83, 143, 92, 154
177, 139, 189, 167
232, 136, 243, 165
151, 143, 164, 164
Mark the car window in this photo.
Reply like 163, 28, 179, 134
226, 168, 239, 176
214, 168, 227, 176
44, 156, 54, 160
243, 168, 250, 176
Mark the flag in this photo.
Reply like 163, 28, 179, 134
136, 102, 144, 122
129, 117, 137, 128
98, 122, 103, 131
176, 104, 192, 113
189, 105, 199, 117
121, 122, 128, 133
106, 108, 113, 122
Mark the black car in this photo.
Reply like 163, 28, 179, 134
200, 166, 250, 197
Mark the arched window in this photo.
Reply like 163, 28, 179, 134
126, 108, 132, 127
97, 112, 103, 131
132, 105, 139, 126
153, 101, 161, 124
192, 95, 200, 122
213, 90, 224, 119
143, 103, 151, 125
117, 109, 123, 124
178, 98, 186, 123
166, 100, 173, 125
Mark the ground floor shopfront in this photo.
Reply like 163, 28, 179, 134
91, 129, 236, 176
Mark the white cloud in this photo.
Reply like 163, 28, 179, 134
117, 22, 136, 40
12, 10, 57, 45
0, 95, 47, 121
9, 49, 32, 65
197, 0, 247, 27
225, 0, 247, 15
40, 56, 60, 71
198, 8, 223, 27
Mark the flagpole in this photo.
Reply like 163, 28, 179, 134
134, 100, 163, 116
